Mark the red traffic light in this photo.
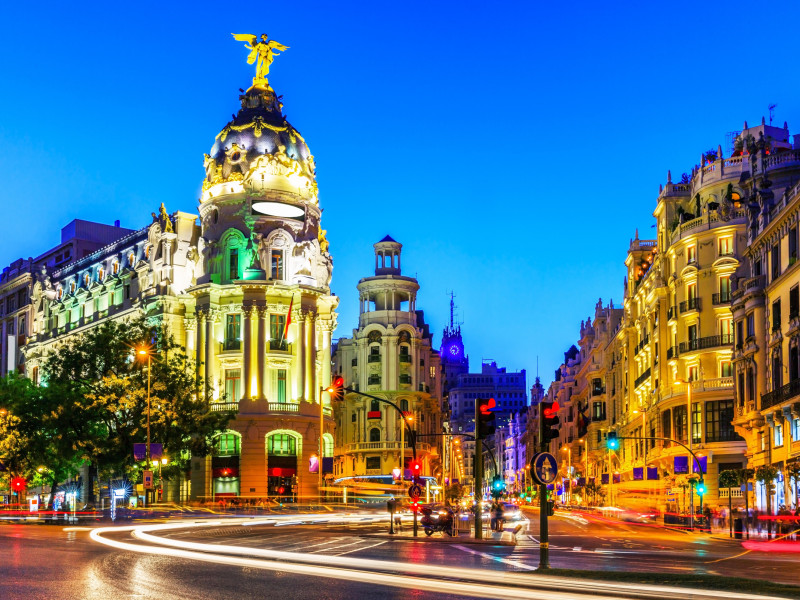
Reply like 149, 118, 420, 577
326, 376, 345, 401
11, 477, 26, 491
412, 461, 421, 471
479, 398, 497, 415
277, 486, 286, 494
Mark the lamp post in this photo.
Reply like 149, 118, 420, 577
674, 379, 695, 530
562, 446, 571, 505
580, 438, 587, 506
137, 347, 153, 507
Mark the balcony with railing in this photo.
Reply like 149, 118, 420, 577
368, 354, 382, 363
679, 334, 733, 353
679, 297, 702, 313
634, 367, 651, 388
761, 378, 800, 411
712, 291, 731, 305
222, 338, 241, 352
667, 345, 678, 360
399, 354, 412, 364
210, 401, 239, 412
342, 441, 432, 454
591, 386, 606, 397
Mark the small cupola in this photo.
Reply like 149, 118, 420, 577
373, 235, 402, 275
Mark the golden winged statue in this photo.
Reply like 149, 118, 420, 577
232, 33, 289, 86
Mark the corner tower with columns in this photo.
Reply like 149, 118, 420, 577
332, 237, 443, 482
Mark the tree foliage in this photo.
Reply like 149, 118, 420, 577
0, 317, 232, 503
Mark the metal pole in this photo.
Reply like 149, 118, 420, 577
146, 354, 151, 508
688, 383, 694, 531
400, 415, 405, 484
538, 403, 549, 569
474, 398, 483, 539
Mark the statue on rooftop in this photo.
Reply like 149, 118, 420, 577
232, 33, 289, 86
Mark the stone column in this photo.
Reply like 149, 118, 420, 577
296, 312, 306, 401
305, 312, 315, 402
205, 309, 217, 399
183, 317, 196, 356
242, 304, 253, 399
195, 310, 206, 385
257, 306, 267, 399
320, 321, 332, 397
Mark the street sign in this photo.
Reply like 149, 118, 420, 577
408, 484, 422, 499
531, 452, 558, 485
143, 470, 154, 489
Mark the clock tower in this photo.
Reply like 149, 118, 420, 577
440, 293, 468, 394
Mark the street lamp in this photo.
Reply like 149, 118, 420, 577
137, 346, 154, 507
562, 446, 571, 504
674, 379, 696, 530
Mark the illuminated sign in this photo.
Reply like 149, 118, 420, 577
252, 201, 304, 220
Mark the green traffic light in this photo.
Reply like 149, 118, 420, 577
607, 439, 618, 450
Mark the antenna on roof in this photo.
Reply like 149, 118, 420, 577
769, 104, 777, 126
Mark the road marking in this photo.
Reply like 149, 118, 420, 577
334, 540, 387, 556
572, 547, 582, 551
453, 544, 537, 571
309, 539, 367, 553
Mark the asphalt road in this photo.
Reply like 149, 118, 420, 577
2, 508, 799, 599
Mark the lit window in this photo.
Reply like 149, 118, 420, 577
98, 268, 104, 281
112, 262, 119, 275
718, 237, 733, 256
775, 423, 784, 447
687, 245, 697, 264
84, 274, 90, 287
720, 360, 733, 377
129, 252, 136, 266
69, 282, 76, 293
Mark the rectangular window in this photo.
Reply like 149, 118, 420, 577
736, 321, 744, 349
229, 249, 239, 280
720, 360, 733, 377
720, 318, 732, 343
719, 275, 731, 303
224, 369, 241, 401
705, 400, 738, 442
773, 299, 781, 332
718, 236, 733, 256
692, 402, 702, 445
772, 243, 781, 280
790, 227, 798, 262
746, 313, 755, 338
277, 369, 287, 403
772, 354, 782, 389
747, 368, 755, 404
687, 245, 697, 264
270, 314, 287, 342
271, 249, 284, 280
674, 406, 687, 444
687, 282, 697, 300
365, 456, 381, 470
775, 423, 784, 447
687, 365, 698, 382
792, 418, 800, 442
791, 286, 800, 319
225, 313, 241, 350
754, 257, 763, 277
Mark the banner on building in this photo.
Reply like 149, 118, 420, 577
601, 473, 609, 484
674, 456, 689, 474
647, 466, 659, 480
309, 455, 319, 473
693, 456, 707, 475
133, 443, 163, 461
633, 467, 643, 480
613, 473, 621, 484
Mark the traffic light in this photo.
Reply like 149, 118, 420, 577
607, 431, 619, 450
547, 499, 555, 516
491, 476, 505, 499
326, 376, 345, 401
410, 499, 420, 512
412, 460, 421, 482
696, 481, 706, 496
541, 401, 560, 443
477, 398, 497, 438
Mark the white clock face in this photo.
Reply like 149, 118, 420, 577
449, 345, 460, 356
252, 201, 304, 219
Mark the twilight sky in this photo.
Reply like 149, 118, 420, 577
2, 1, 799, 391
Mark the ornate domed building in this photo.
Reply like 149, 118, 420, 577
23, 37, 337, 503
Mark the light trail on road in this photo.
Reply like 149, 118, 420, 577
88, 518, 792, 600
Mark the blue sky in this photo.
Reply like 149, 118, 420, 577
2, 1, 799, 390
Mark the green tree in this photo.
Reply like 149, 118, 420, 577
0, 373, 86, 508
719, 469, 739, 537
41, 317, 233, 481
786, 463, 800, 511
445, 482, 464, 505
755, 464, 779, 538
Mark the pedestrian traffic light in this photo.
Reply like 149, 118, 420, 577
541, 401, 560, 443
410, 499, 420, 512
477, 398, 497, 438
326, 376, 345, 401
607, 431, 619, 450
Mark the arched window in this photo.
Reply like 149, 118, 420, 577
214, 433, 241, 456
369, 428, 381, 442
128, 252, 136, 266
370, 399, 380, 412
267, 433, 297, 456
217, 229, 248, 284
323, 433, 334, 457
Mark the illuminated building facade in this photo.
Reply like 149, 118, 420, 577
21, 57, 337, 502
731, 121, 800, 513
331, 238, 443, 480
531, 121, 800, 511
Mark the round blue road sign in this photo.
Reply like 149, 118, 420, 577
530, 452, 558, 485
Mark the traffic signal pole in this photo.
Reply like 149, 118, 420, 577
538, 402, 549, 569
474, 399, 483, 539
